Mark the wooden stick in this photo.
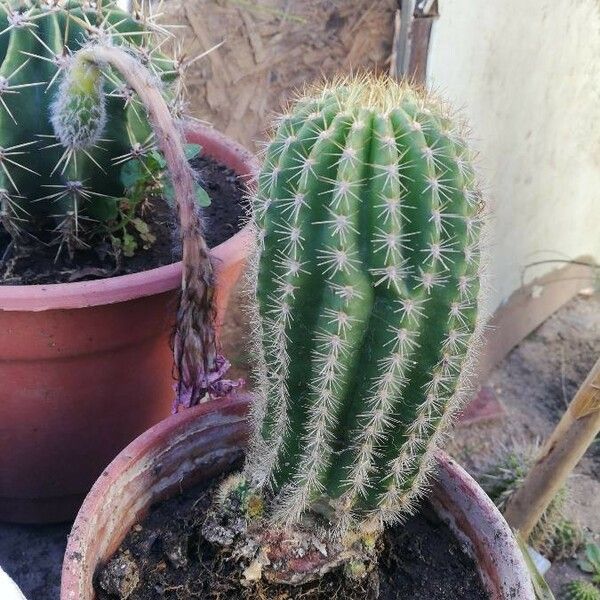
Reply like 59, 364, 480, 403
504, 355, 600, 538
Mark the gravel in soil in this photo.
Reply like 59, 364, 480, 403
0, 155, 248, 285
96, 474, 487, 600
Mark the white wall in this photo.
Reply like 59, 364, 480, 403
427, 0, 600, 313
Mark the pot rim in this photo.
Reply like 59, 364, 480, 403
61, 394, 535, 600
0, 123, 258, 312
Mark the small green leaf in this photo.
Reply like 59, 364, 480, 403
586, 544, 600, 570
87, 197, 120, 222
120, 160, 144, 188
579, 560, 594, 574
131, 217, 150, 235
579, 544, 600, 582
184, 143, 202, 160
131, 218, 156, 248
194, 184, 211, 207
122, 232, 138, 258
150, 150, 167, 168
160, 178, 210, 207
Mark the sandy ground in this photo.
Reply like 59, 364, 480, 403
0, 291, 598, 599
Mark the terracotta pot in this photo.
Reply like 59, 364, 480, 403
61, 394, 535, 600
0, 124, 258, 524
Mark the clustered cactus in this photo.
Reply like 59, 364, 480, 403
480, 446, 584, 560
562, 545, 600, 600
0, 0, 186, 258
242, 76, 485, 535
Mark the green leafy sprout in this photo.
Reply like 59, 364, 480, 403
114, 143, 210, 257
579, 543, 600, 586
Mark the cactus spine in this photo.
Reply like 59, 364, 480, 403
0, 0, 179, 256
246, 76, 485, 531
564, 581, 600, 600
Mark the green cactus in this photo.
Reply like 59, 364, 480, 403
0, 0, 182, 257
480, 446, 584, 560
564, 581, 600, 600
246, 76, 485, 531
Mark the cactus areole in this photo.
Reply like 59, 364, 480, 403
204, 77, 486, 582
0, 0, 184, 257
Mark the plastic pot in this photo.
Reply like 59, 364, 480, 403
0, 124, 258, 523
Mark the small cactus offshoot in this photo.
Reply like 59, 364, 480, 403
564, 581, 600, 600
480, 446, 584, 560
204, 75, 486, 585
0, 0, 201, 259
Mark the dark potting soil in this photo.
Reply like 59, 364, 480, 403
95, 474, 488, 600
0, 155, 248, 285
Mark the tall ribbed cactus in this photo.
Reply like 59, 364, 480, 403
246, 76, 485, 531
0, 0, 179, 256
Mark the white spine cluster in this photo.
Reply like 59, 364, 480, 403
370, 108, 487, 528
274, 113, 376, 524
50, 58, 106, 151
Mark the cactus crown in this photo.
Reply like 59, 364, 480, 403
0, 0, 189, 258
245, 75, 486, 532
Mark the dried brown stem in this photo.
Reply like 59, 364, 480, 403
79, 44, 216, 406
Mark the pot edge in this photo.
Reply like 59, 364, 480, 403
61, 394, 535, 600
0, 124, 258, 312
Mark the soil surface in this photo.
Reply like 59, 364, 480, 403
0, 155, 248, 285
95, 475, 487, 600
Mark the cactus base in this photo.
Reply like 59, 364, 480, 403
202, 474, 380, 587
